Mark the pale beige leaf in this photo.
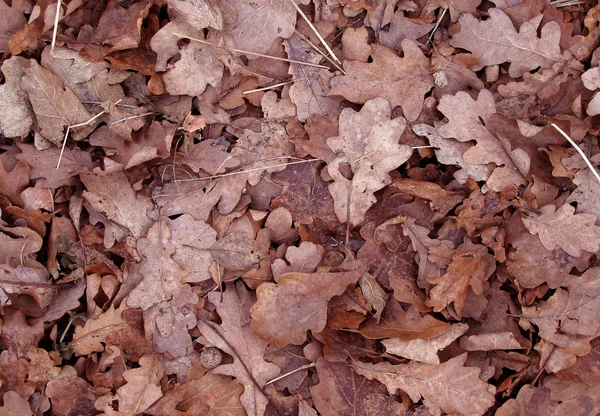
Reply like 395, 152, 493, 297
460, 332, 527, 351
169, 214, 217, 282
21, 60, 92, 143
271, 241, 324, 282
251, 268, 365, 346
330, 41, 433, 122
359, 273, 388, 322
198, 282, 280, 416
450, 8, 566, 77
327, 97, 412, 226
71, 305, 127, 356
0, 57, 33, 138
168, 0, 223, 31
522, 203, 600, 257
353, 354, 496, 416
382, 323, 469, 364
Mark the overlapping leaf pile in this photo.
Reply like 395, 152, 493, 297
1, 0, 600, 415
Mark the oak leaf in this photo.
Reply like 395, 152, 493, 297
427, 238, 496, 317
251, 267, 365, 346
168, 0, 223, 31
310, 358, 393, 416
198, 282, 280, 416
451, 8, 566, 77
0, 391, 31, 415
379, 11, 434, 52
326, 98, 412, 226
21, 60, 92, 144
330, 41, 433, 121
521, 203, 600, 257
0, 56, 32, 138
352, 353, 496, 416
127, 219, 194, 311
95, 355, 164, 415
70, 305, 127, 356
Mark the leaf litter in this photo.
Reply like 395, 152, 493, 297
1, 1, 600, 415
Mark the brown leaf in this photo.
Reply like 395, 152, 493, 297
0, 391, 31, 415
353, 354, 496, 416
147, 372, 245, 416
330, 41, 433, 121
310, 358, 391, 416
285, 35, 341, 122
168, 0, 223, 31
127, 219, 193, 310
313, 327, 378, 362
95, 355, 164, 415
46, 376, 105, 416
379, 11, 434, 52
0, 309, 44, 358
451, 8, 566, 77
70, 305, 127, 356
251, 267, 364, 346
522, 203, 600, 257
327, 97, 412, 226
271, 241, 324, 282
169, 214, 217, 282
209, 231, 261, 272
21, 60, 92, 144
0, 57, 33, 138
198, 282, 280, 416
427, 238, 496, 317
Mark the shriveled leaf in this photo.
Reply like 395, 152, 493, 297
353, 354, 496, 416
451, 8, 566, 77
330, 41, 433, 121
327, 97, 412, 226
198, 282, 280, 416
71, 305, 127, 356
251, 267, 365, 346
522, 203, 600, 257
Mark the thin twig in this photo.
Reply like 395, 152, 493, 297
51, 0, 62, 51
172, 33, 330, 69
243, 80, 296, 95
428, 8, 447, 46
57, 110, 107, 169
265, 362, 316, 385
551, 123, 600, 185
287, 0, 341, 64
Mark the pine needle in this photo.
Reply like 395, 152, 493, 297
551, 122, 600, 186
287, 0, 341, 65
172, 33, 330, 69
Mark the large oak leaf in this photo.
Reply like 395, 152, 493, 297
251, 267, 365, 346
353, 354, 496, 416
330, 41, 433, 121
522, 203, 600, 257
451, 8, 566, 77
326, 98, 412, 226
198, 282, 280, 416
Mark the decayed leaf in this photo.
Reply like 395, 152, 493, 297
71, 305, 127, 356
522, 203, 600, 257
251, 267, 365, 346
21, 60, 92, 144
95, 355, 164, 415
522, 268, 600, 347
127, 219, 193, 311
198, 282, 280, 416
330, 41, 434, 121
451, 8, 566, 77
310, 358, 392, 416
353, 353, 496, 416
327, 98, 412, 226
427, 238, 496, 317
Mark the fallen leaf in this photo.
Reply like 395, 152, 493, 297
71, 305, 127, 356
327, 97, 412, 226
198, 282, 280, 416
522, 203, 600, 257
451, 8, 566, 77
0, 56, 33, 138
251, 267, 365, 346
330, 41, 434, 121
353, 353, 496, 416
0, 391, 31, 415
